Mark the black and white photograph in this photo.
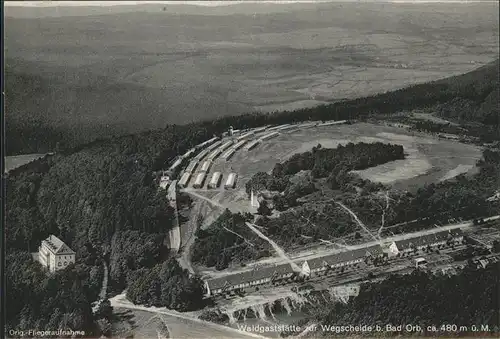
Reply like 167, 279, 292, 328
2, 1, 499, 338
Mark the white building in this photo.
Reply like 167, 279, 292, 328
381, 241, 399, 258
222, 148, 236, 161
225, 173, 237, 189
208, 172, 222, 189
250, 190, 260, 208
200, 160, 212, 173
178, 172, 191, 188
37, 235, 75, 273
245, 140, 261, 151
193, 172, 206, 188
259, 132, 280, 141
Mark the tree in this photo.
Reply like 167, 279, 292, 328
97, 318, 112, 337
492, 240, 500, 253
257, 200, 272, 216
94, 299, 113, 320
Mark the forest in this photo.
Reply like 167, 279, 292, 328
191, 210, 271, 270
280, 263, 499, 337
5, 127, 212, 334
125, 258, 205, 312
319, 264, 498, 336
5, 60, 499, 333
5, 251, 103, 336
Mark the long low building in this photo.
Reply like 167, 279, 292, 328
222, 148, 236, 161
195, 148, 211, 161
236, 131, 254, 142
207, 149, 222, 161
396, 229, 464, 252
208, 172, 222, 189
224, 173, 237, 189
259, 132, 280, 141
317, 120, 348, 127
178, 172, 191, 188
204, 229, 464, 297
206, 140, 223, 152
278, 124, 297, 131
232, 140, 248, 150
245, 140, 261, 151
200, 160, 212, 173
168, 158, 183, 172
267, 124, 290, 132
185, 160, 199, 174
193, 172, 206, 189
252, 126, 268, 133
196, 137, 219, 149
219, 141, 234, 152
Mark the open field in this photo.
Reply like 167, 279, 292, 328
194, 123, 481, 196
4, 153, 48, 173
5, 1, 498, 145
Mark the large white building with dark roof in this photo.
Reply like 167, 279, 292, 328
204, 229, 465, 297
37, 235, 76, 273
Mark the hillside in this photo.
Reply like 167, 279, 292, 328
6, 57, 499, 155
5, 59, 499, 335
5, 1, 498, 155
433, 60, 499, 126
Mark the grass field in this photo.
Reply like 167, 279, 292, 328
5, 1, 499, 143
185, 122, 482, 227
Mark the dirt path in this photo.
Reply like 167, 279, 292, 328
178, 200, 206, 274
99, 260, 108, 300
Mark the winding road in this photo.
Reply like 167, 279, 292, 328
110, 293, 271, 339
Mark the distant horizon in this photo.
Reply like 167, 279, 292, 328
5, 0, 498, 7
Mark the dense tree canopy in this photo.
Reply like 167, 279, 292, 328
126, 259, 205, 312
317, 264, 499, 336
192, 210, 271, 270
5, 251, 100, 335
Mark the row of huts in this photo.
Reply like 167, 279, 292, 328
204, 229, 464, 297
174, 120, 349, 189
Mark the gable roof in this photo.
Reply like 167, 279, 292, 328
395, 229, 463, 250
207, 263, 297, 291
206, 230, 464, 291
43, 235, 75, 255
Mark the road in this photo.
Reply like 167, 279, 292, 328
182, 189, 229, 210
99, 260, 108, 300
166, 181, 181, 253
110, 293, 271, 339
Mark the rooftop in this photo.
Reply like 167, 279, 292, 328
43, 235, 75, 255
395, 229, 463, 250
205, 229, 465, 291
